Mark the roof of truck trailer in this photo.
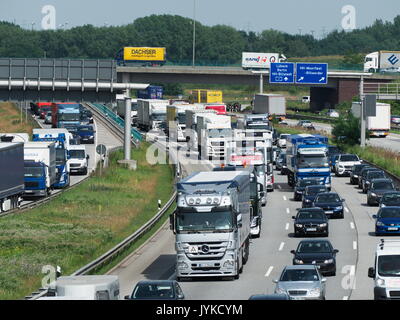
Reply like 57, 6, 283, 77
184, 171, 246, 183
0, 142, 24, 150
288, 134, 327, 142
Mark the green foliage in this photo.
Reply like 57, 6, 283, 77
331, 113, 363, 145
1, 15, 400, 63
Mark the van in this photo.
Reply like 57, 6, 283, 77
368, 239, 400, 300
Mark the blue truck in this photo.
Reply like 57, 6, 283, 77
23, 142, 57, 198
52, 103, 81, 133
137, 85, 163, 99
32, 129, 72, 189
285, 134, 331, 190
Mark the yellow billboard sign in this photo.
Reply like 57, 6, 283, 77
123, 47, 166, 61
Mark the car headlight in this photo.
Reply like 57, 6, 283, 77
295, 224, 303, 228
376, 221, 385, 227
377, 278, 385, 287
309, 287, 321, 296
371, 193, 377, 197
381, 204, 386, 208
324, 259, 334, 264
294, 259, 304, 264
335, 206, 343, 210
366, 181, 370, 185
304, 199, 311, 202
275, 287, 286, 294
319, 223, 327, 227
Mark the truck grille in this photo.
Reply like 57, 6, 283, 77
70, 163, 81, 168
390, 291, 400, 297
185, 242, 227, 260
25, 181, 39, 188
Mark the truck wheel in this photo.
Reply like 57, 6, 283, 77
243, 239, 250, 265
234, 258, 240, 280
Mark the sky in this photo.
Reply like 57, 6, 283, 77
0, 0, 399, 38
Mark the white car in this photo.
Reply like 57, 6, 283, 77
277, 134, 290, 148
334, 154, 362, 176
326, 110, 339, 118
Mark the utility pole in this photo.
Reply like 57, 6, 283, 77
192, 0, 196, 68
360, 75, 366, 147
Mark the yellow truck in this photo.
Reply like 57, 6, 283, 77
190, 90, 223, 103
116, 47, 166, 66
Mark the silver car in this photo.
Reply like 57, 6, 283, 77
273, 265, 327, 300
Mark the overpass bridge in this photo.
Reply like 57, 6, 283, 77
117, 65, 399, 110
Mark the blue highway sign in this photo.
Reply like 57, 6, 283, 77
296, 63, 328, 84
270, 62, 295, 84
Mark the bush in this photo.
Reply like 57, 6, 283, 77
331, 113, 363, 145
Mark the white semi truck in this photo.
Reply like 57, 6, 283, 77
171, 170, 251, 280
351, 102, 391, 137
196, 114, 232, 161
167, 104, 202, 142
364, 51, 400, 73
137, 99, 169, 131
253, 94, 286, 120
185, 108, 217, 151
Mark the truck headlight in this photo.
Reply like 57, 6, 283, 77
177, 261, 189, 270
377, 278, 385, 287
227, 241, 236, 249
223, 259, 235, 268
294, 259, 303, 264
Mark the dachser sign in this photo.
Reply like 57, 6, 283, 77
123, 47, 166, 61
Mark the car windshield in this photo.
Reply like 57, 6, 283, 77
378, 255, 400, 277
297, 179, 320, 187
176, 210, 233, 232
382, 194, 400, 203
280, 269, 319, 282
24, 166, 43, 178
55, 149, 66, 164
328, 146, 339, 155
177, 113, 186, 125
368, 172, 385, 179
298, 155, 329, 168
69, 150, 85, 159
280, 134, 290, 139
372, 182, 394, 190
298, 211, 325, 220
297, 241, 332, 253
340, 155, 359, 162
305, 187, 327, 195
79, 126, 93, 131
379, 208, 400, 218
133, 283, 174, 299
316, 194, 341, 203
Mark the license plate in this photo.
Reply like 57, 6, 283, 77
25, 190, 33, 193
199, 263, 210, 267
306, 228, 317, 232
388, 227, 399, 231
291, 296, 304, 300
325, 211, 333, 214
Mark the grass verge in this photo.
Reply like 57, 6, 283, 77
0, 102, 39, 135
0, 142, 174, 300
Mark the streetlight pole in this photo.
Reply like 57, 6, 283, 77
192, 0, 196, 68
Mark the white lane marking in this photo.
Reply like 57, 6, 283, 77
343, 296, 349, 300
278, 185, 282, 190
345, 207, 349, 213
350, 222, 355, 229
353, 241, 357, 250
283, 196, 287, 201
265, 266, 274, 277
285, 223, 290, 230
278, 242, 285, 251
286, 208, 290, 214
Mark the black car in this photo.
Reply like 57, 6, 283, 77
362, 170, 387, 193
302, 185, 329, 208
380, 191, 400, 208
76, 125, 95, 144
358, 166, 376, 189
293, 178, 322, 201
367, 178, 396, 206
312, 192, 345, 219
350, 163, 369, 185
291, 239, 339, 276
125, 280, 185, 300
292, 207, 329, 237
276, 152, 287, 174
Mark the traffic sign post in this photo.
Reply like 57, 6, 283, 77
296, 63, 328, 84
270, 63, 295, 84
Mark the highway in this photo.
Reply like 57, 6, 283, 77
103, 131, 397, 300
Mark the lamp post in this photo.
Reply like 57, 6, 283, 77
192, 0, 196, 68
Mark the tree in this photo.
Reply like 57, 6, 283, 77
332, 113, 365, 146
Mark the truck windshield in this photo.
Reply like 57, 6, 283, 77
208, 129, 232, 138
56, 149, 66, 164
58, 114, 80, 121
152, 114, 166, 121
298, 155, 328, 168
176, 210, 234, 233
24, 167, 43, 178
378, 255, 400, 277
247, 123, 272, 131
69, 150, 85, 159
178, 113, 186, 125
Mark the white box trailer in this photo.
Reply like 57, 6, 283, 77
351, 102, 391, 137
185, 108, 217, 150
166, 104, 203, 142
137, 99, 169, 131
364, 51, 400, 73
253, 94, 286, 117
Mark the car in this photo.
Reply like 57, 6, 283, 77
381, 67, 400, 74
302, 185, 329, 208
293, 178, 322, 201
380, 191, 400, 208
373, 207, 400, 236
80, 108, 94, 124
44, 111, 52, 124
327, 146, 340, 172
291, 239, 339, 276
248, 293, 291, 300
39, 106, 52, 119
292, 207, 329, 237
125, 280, 185, 300
334, 154, 362, 177
312, 192, 345, 219
350, 163, 369, 185
302, 96, 310, 103
362, 170, 387, 193
358, 166, 376, 189
279, 120, 288, 125
76, 125, 95, 144
367, 178, 396, 206
273, 265, 327, 300
277, 134, 290, 148
330, 154, 340, 172
297, 120, 313, 128
326, 109, 339, 118
276, 151, 287, 173
272, 146, 280, 164
391, 115, 400, 125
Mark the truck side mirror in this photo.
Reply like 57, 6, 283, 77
237, 214, 243, 228
169, 212, 176, 234
368, 267, 375, 278
86, 155, 90, 160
